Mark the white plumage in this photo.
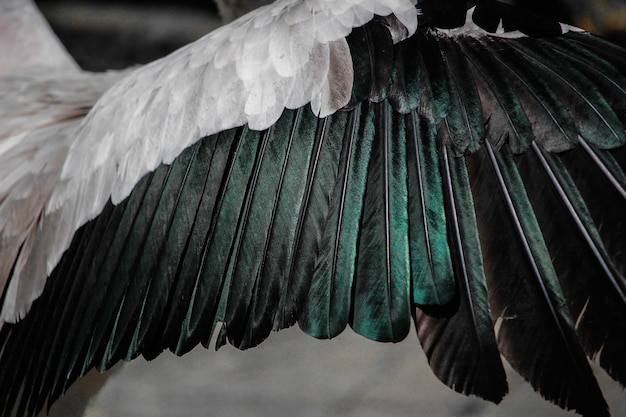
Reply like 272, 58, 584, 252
0, 0, 77, 73
0, 67, 124, 322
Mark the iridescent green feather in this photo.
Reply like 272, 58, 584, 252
436, 37, 484, 155
405, 112, 455, 306
234, 109, 322, 348
461, 38, 534, 153
161, 130, 242, 354
351, 101, 411, 342
178, 127, 261, 352
275, 115, 342, 331
299, 108, 367, 339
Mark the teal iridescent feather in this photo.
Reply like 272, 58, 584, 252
299, 108, 366, 339
276, 109, 348, 339
175, 127, 260, 353
415, 32, 449, 122
347, 21, 394, 106
405, 112, 454, 306
219, 126, 282, 347
351, 101, 411, 342
136, 138, 219, 360
233, 109, 321, 348
461, 38, 535, 153
162, 129, 241, 355
436, 36, 484, 155
387, 32, 422, 113
86, 164, 173, 371
274, 113, 340, 332
99, 140, 207, 369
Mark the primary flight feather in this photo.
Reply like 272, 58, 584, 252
0, 0, 625, 416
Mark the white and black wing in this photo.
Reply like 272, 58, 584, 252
1, 1, 625, 417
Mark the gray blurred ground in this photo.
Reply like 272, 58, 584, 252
35, 2, 626, 416
50, 327, 625, 417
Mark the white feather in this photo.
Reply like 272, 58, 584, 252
0, 68, 123, 321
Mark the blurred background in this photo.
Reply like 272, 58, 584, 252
33, 0, 626, 71
28, 1, 626, 416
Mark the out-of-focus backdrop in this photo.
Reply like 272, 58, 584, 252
29, 1, 626, 416
33, 0, 626, 72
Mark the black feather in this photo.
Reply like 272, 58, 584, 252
469, 142, 609, 416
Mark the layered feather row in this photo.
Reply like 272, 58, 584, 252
1, 11, 626, 417
0, 0, 420, 325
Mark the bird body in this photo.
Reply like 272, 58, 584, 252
0, 0, 77, 72
1, 0, 626, 416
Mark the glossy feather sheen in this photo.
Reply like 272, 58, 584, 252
299, 108, 364, 339
352, 101, 411, 341
4, 2, 626, 417
273, 113, 337, 334
405, 112, 454, 305
224, 109, 316, 348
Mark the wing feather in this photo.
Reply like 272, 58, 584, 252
470, 142, 609, 416
509, 41, 626, 149
233, 109, 315, 348
405, 112, 455, 305
526, 143, 626, 386
415, 142, 507, 402
351, 101, 411, 342
299, 108, 364, 339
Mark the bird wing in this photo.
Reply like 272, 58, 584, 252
1, 1, 626, 417
0, 0, 419, 325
